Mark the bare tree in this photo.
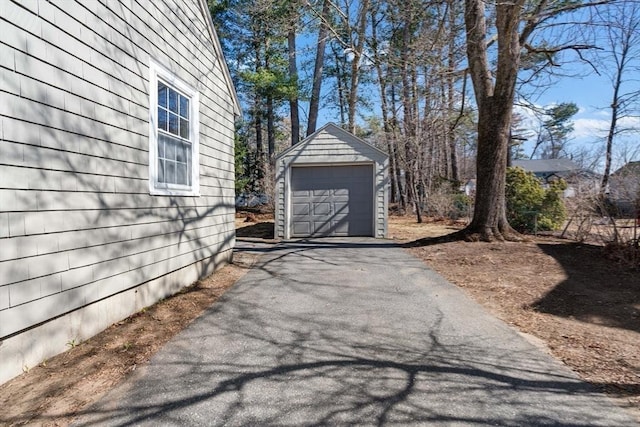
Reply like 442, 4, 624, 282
597, 1, 640, 193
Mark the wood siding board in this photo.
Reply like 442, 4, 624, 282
0, 65, 21, 95
0, 214, 9, 238
1, 258, 29, 285
0, 285, 8, 310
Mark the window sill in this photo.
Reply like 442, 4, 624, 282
149, 187, 200, 197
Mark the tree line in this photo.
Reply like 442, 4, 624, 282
210, 0, 640, 241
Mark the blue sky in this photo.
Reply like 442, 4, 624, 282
517, 67, 640, 172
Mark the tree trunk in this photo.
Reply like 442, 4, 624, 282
254, 101, 265, 190
465, 98, 513, 240
307, 0, 331, 136
447, 2, 460, 184
463, 0, 523, 241
347, 0, 370, 133
333, 48, 347, 126
601, 44, 627, 194
390, 83, 407, 211
288, 24, 300, 145
267, 95, 275, 167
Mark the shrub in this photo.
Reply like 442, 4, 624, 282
425, 187, 472, 220
506, 167, 567, 233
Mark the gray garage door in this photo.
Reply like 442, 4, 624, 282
290, 165, 373, 237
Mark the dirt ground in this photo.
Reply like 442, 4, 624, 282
1, 212, 638, 425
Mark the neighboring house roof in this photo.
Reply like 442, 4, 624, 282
197, 0, 241, 116
608, 161, 640, 203
512, 159, 579, 174
612, 161, 640, 178
512, 159, 602, 185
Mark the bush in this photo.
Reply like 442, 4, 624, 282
425, 187, 472, 220
506, 167, 567, 233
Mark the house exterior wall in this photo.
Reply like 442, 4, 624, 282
0, 0, 237, 384
275, 124, 389, 239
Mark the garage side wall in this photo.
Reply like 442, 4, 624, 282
275, 125, 388, 239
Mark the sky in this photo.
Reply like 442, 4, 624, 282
518, 67, 640, 172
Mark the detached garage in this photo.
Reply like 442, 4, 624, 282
275, 123, 389, 239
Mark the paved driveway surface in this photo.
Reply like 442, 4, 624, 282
77, 239, 637, 426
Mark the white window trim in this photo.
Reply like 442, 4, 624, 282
149, 58, 200, 196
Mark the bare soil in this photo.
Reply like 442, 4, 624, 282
1, 212, 638, 425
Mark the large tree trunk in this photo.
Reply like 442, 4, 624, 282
463, 0, 523, 241
465, 98, 513, 240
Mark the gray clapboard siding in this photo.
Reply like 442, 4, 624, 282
0, 0, 239, 384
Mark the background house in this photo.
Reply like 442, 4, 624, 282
512, 159, 601, 197
0, 0, 239, 384
607, 161, 640, 217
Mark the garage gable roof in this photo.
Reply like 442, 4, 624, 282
277, 123, 388, 162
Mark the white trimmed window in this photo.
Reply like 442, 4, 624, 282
149, 59, 200, 196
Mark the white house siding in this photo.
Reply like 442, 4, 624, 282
275, 123, 389, 239
0, 0, 238, 384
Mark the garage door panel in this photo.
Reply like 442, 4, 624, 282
313, 202, 331, 215
292, 190, 310, 197
333, 201, 349, 214
290, 165, 373, 237
292, 203, 310, 215
313, 221, 332, 234
293, 222, 311, 235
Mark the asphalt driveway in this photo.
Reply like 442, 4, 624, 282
77, 239, 637, 426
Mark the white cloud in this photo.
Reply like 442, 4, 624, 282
571, 117, 608, 140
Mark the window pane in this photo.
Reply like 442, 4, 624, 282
169, 113, 179, 135
179, 95, 189, 119
157, 158, 165, 183
166, 161, 176, 184
176, 163, 188, 185
158, 134, 165, 157
176, 142, 188, 163
165, 136, 177, 160
158, 107, 168, 131
168, 89, 178, 113
158, 83, 168, 108
186, 147, 192, 185
179, 118, 189, 139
